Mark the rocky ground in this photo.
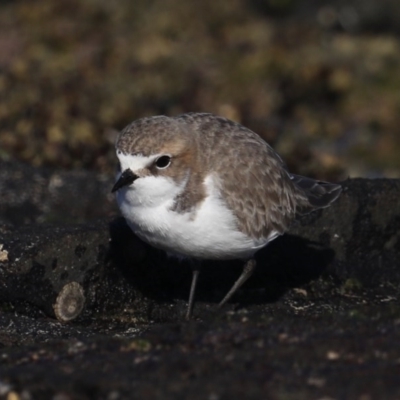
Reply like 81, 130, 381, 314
1, 0, 400, 398
0, 161, 399, 399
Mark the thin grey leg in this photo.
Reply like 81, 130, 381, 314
218, 259, 257, 308
186, 267, 200, 320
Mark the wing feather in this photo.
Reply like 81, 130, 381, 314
177, 113, 300, 240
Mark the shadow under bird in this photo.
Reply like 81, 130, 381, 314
111, 113, 342, 319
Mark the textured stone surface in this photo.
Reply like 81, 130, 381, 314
0, 164, 399, 400
0, 161, 117, 225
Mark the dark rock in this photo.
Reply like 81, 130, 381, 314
0, 169, 399, 400
0, 218, 152, 322
1, 177, 399, 321
0, 160, 117, 225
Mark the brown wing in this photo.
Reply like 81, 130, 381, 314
214, 136, 300, 239
176, 113, 305, 240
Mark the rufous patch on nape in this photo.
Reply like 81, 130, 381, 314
112, 113, 342, 319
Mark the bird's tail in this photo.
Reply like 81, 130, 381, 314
291, 174, 342, 215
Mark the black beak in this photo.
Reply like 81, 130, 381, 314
111, 169, 138, 193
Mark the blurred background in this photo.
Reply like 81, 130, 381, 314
0, 0, 400, 180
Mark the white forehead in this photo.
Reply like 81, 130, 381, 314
117, 152, 159, 172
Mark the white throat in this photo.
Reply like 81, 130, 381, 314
115, 153, 275, 260
115, 153, 187, 209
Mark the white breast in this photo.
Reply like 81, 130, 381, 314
117, 174, 278, 260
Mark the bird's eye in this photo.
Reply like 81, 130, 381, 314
155, 155, 171, 169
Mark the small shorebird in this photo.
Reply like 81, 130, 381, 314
112, 113, 342, 318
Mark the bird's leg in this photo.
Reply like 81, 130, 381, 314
218, 258, 257, 308
186, 262, 201, 320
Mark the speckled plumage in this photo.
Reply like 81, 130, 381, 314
116, 113, 338, 241
113, 112, 342, 317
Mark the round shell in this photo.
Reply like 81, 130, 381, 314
53, 282, 85, 322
